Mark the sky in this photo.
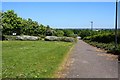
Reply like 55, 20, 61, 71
2, 2, 119, 29
1, 0, 118, 2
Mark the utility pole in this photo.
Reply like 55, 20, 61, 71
115, 0, 118, 48
91, 21, 93, 31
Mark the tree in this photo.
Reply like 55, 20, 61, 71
56, 30, 64, 37
2, 10, 23, 35
46, 29, 55, 36
37, 24, 46, 35
64, 30, 74, 37
78, 29, 92, 39
2, 10, 58, 36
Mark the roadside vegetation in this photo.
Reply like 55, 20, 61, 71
81, 30, 120, 55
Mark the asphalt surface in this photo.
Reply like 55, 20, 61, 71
64, 40, 118, 78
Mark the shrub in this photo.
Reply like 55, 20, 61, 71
84, 33, 116, 43
61, 37, 75, 42
3, 35, 16, 40
16, 35, 40, 41
84, 40, 120, 55
64, 30, 75, 37
107, 45, 120, 55
45, 36, 75, 42
78, 30, 92, 39
56, 30, 64, 37
45, 36, 58, 41
38, 34, 45, 38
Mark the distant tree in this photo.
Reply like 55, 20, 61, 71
0, 11, 2, 38
56, 30, 64, 37
21, 19, 29, 35
0, 11, 2, 29
1, 10, 61, 37
0, 11, 2, 26
64, 30, 74, 37
46, 25, 50, 29
46, 29, 55, 36
78, 29, 92, 39
45, 25, 57, 36
72, 29, 81, 34
37, 24, 46, 36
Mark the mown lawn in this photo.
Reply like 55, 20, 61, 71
2, 41, 73, 78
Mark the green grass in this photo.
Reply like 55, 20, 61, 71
2, 41, 73, 78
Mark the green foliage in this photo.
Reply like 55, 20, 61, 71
45, 36, 76, 42
56, 30, 64, 37
78, 29, 115, 39
63, 30, 74, 37
107, 45, 120, 55
2, 9, 120, 44
83, 29, 120, 54
85, 40, 120, 55
2, 41, 73, 78
61, 37, 75, 42
84, 32, 120, 43
45, 30, 55, 36
78, 29, 92, 39
2, 10, 20, 35
37, 24, 46, 36
3, 35, 16, 40
1, 10, 47, 36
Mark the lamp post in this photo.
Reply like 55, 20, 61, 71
115, 0, 118, 48
91, 21, 93, 31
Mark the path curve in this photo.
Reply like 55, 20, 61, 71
63, 40, 118, 78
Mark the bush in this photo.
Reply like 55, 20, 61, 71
3, 35, 16, 40
107, 45, 120, 55
84, 40, 120, 55
61, 37, 75, 42
78, 30, 92, 39
16, 35, 40, 41
83, 33, 116, 43
45, 36, 58, 41
56, 30, 64, 37
38, 34, 45, 38
45, 36, 75, 42
64, 30, 75, 37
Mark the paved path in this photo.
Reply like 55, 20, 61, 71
64, 40, 118, 78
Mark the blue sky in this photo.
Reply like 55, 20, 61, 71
2, 2, 118, 29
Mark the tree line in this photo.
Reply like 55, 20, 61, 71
0, 10, 119, 42
0, 10, 78, 38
